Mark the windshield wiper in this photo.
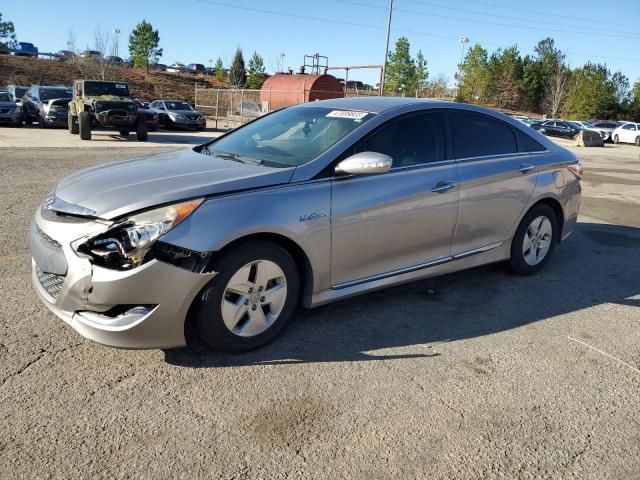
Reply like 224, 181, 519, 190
213, 151, 263, 165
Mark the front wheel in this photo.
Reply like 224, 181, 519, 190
194, 240, 300, 352
613, 134, 619, 144
119, 129, 130, 136
78, 111, 91, 140
510, 204, 558, 275
635, 136, 640, 147
68, 114, 79, 134
136, 116, 147, 141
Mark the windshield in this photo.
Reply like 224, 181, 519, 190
0, 93, 11, 102
15, 87, 28, 98
165, 101, 193, 111
84, 82, 130, 97
203, 106, 375, 168
566, 121, 582, 129
40, 88, 72, 101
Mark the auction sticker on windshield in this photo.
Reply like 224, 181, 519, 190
116, 84, 127, 89
326, 110, 368, 120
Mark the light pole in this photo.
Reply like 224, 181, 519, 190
278, 52, 285, 73
112, 28, 121, 58
457, 36, 469, 98
381, 0, 394, 95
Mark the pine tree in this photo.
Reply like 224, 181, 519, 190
246, 51, 266, 89
384, 37, 416, 96
0, 13, 17, 50
229, 47, 246, 88
128, 20, 162, 70
214, 57, 225, 82
412, 50, 429, 96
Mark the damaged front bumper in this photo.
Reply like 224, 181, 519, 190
30, 206, 215, 349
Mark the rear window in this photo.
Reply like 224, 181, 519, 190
449, 111, 517, 158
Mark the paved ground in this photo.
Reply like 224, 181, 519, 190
1, 130, 639, 479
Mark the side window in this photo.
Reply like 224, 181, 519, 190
513, 128, 546, 152
449, 111, 517, 159
355, 112, 445, 167
622, 124, 634, 130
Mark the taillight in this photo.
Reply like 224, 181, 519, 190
567, 160, 583, 178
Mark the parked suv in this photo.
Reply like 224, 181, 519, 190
14, 42, 38, 57
68, 80, 147, 141
30, 98, 581, 351
22, 85, 73, 127
5, 85, 29, 107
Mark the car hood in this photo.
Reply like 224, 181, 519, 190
167, 109, 202, 116
53, 148, 294, 219
88, 95, 132, 103
0, 101, 17, 109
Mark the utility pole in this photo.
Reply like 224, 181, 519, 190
381, 0, 393, 95
112, 28, 121, 58
457, 36, 469, 99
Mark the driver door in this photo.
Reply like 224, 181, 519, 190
330, 111, 459, 287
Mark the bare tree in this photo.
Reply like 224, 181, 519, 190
544, 62, 569, 118
424, 74, 449, 98
77, 29, 119, 81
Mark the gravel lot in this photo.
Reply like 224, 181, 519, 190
1, 129, 639, 479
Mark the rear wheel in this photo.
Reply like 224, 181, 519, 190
136, 116, 147, 141
38, 116, 46, 128
78, 111, 91, 140
510, 204, 558, 276
194, 240, 300, 352
119, 129, 130, 136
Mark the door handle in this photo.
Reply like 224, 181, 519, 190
518, 164, 534, 174
431, 181, 458, 193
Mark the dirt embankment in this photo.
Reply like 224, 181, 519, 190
0, 55, 224, 103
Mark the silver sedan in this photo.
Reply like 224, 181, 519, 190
30, 98, 582, 351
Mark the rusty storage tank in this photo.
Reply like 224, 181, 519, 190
260, 73, 343, 111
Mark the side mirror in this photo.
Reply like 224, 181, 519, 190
335, 151, 392, 176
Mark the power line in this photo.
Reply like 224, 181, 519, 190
455, 0, 640, 31
400, 0, 640, 38
191, 0, 640, 64
330, 0, 640, 40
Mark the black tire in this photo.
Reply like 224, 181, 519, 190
136, 116, 147, 141
572, 133, 579, 141
68, 114, 79, 134
119, 129, 130, 136
613, 134, 619, 144
194, 240, 300, 352
38, 116, 46, 128
635, 136, 640, 147
79, 111, 91, 140
149, 125, 158, 132
510, 203, 558, 276
14, 121, 23, 128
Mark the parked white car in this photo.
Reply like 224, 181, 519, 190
612, 122, 640, 146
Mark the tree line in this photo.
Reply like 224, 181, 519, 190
455, 37, 639, 120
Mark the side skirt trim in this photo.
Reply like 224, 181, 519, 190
332, 242, 503, 290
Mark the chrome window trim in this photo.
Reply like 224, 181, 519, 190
333, 241, 503, 289
454, 150, 549, 165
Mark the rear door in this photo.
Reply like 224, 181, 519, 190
330, 110, 460, 286
448, 110, 541, 255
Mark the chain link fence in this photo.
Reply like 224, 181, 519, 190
195, 86, 382, 130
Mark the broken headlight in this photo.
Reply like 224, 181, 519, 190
77, 198, 203, 269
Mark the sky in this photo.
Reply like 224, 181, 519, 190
3, 0, 640, 86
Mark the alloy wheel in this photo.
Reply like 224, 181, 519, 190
221, 260, 287, 337
522, 216, 553, 266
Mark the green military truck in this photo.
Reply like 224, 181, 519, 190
68, 80, 147, 141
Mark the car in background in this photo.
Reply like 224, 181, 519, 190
166, 63, 186, 73
186, 63, 205, 74
22, 85, 73, 128
203, 67, 215, 75
611, 122, 640, 146
0, 91, 23, 127
5, 85, 29, 107
133, 99, 159, 132
531, 119, 582, 139
233, 100, 262, 118
55, 50, 76, 62
592, 121, 619, 142
149, 99, 206, 130
150, 63, 167, 71
80, 50, 103, 61
571, 120, 610, 142
104, 56, 123, 64
14, 42, 38, 57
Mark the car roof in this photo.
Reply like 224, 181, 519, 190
157, 99, 189, 102
76, 80, 127, 84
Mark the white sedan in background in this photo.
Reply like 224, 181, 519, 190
612, 122, 640, 146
